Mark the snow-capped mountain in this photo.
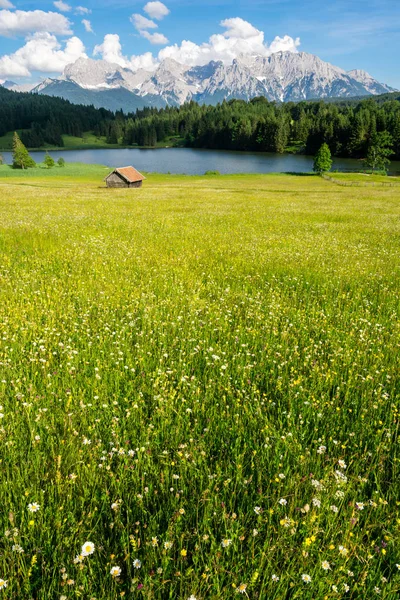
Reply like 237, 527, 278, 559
25, 52, 396, 111
0, 80, 36, 93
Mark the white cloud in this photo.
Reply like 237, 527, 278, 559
82, 19, 93, 33
75, 6, 91, 15
53, 0, 71, 12
0, 9, 72, 37
141, 30, 168, 45
131, 14, 157, 30
0, 32, 86, 76
93, 19, 301, 74
0, 0, 14, 9
93, 33, 158, 71
144, 1, 169, 20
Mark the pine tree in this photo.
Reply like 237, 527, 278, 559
12, 132, 36, 169
313, 143, 333, 173
57, 157, 65, 167
44, 152, 55, 168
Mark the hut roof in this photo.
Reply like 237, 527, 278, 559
105, 166, 146, 183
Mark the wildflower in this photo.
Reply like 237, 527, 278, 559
396, 564, 400, 570
236, 583, 247, 594
111, 502, 119, 511
133, 559, 141, 569
272, 574, 280, 581
66, 579, 75, 585
254, 506, 261, 515
374, 587, 381, 594
180, 549, 187, 557
321, 561, 331, 570
339, 545, 349, 556
12, 544, 24, 553
110, 566, 121, 577
312, 497, 321, 507
81, 541, 95, 556
332, 585, 338, 592
343, 583, 350, 592
157, 567, 163, 574
278, 473, 285, 479
164, 541, 173, 550
252, 529, 258, 537
28, 503, 40, 513
278, 498, 287, 506
178, 508, 185, 515
355, 502, 365, 510
302, 574, 312, 583
317, 445, 326, 454
151, 537, 158, 547
330, 505, 339, 513
221, 539, 232, 548
0, 580, 7, 591
73, 555, 84, 564
82, 438, 91, 445
338, 460, 347, 469
188, 596, 197, 600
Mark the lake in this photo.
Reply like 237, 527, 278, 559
2, 147, 400, 175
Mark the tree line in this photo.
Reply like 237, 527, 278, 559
1, 86, 399, 161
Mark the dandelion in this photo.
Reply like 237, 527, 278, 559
81, 541, 95, 556
302, 574, 312, 583
133, 559, 141, 569
0, 580, 7, 591
278, 498, 287, 506
221, 539, 232, 548
254, 506, 261, 515
236, 583, 247, 594
28, 502, 40, 513
110, 566, 121, 577
322, 561, 331, 570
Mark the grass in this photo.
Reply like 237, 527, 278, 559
0, 169, 399, 599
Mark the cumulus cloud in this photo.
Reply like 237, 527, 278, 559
144, 1, 169, 20
53, 0, 71, 12
93, 33, 158, 71
157, 18, 300, 66
82, 19, 93, 33
0, 32, 86, 76
94, 20, 300, 73
141, 30, 168, 45
0, 9, 72, 37
75, 6, 91, 15
131, 14, 157, 30
0, 0, 14, 9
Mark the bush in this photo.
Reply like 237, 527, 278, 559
204, 170, 221, 176
57, 157, 66, 167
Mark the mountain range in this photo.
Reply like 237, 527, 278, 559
2, 52, 397, 112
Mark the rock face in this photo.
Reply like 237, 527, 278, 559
23, 52, 396, 111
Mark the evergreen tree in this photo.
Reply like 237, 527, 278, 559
44, 152, 55, 168
0, 153, 3, 165
313, 143, 333, 173
365, 131, 393, 172
57, 157, 65, 167
12, 131, 36, 169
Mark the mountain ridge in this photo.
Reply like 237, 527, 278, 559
3, 52, 397, 112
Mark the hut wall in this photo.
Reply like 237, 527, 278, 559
106, 173, 128, 188
129, 181, 143, 188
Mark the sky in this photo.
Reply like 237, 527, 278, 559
0, 0, 399, 88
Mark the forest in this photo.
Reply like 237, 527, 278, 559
1, 86, 400, 159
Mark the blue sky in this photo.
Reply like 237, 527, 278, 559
0, 0, 399, 88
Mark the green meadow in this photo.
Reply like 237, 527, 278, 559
0, 168, 399, 599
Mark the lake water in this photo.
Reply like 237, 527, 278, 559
2, 147, 400, 175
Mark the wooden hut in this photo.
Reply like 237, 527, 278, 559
105, 166, 146, 188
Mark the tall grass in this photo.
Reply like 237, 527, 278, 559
0, 173, 399, 599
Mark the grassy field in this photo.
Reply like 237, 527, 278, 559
0, 169, 399, 599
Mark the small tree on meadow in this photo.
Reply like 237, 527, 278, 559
12, 131, 36, 169
57, 157, 65, 167
313, 143, 332, 173
365, 131, 393, 173
0, 153, 3, 165
44, 152, 55, 168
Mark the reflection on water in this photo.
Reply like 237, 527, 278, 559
2, 147, 400, 175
